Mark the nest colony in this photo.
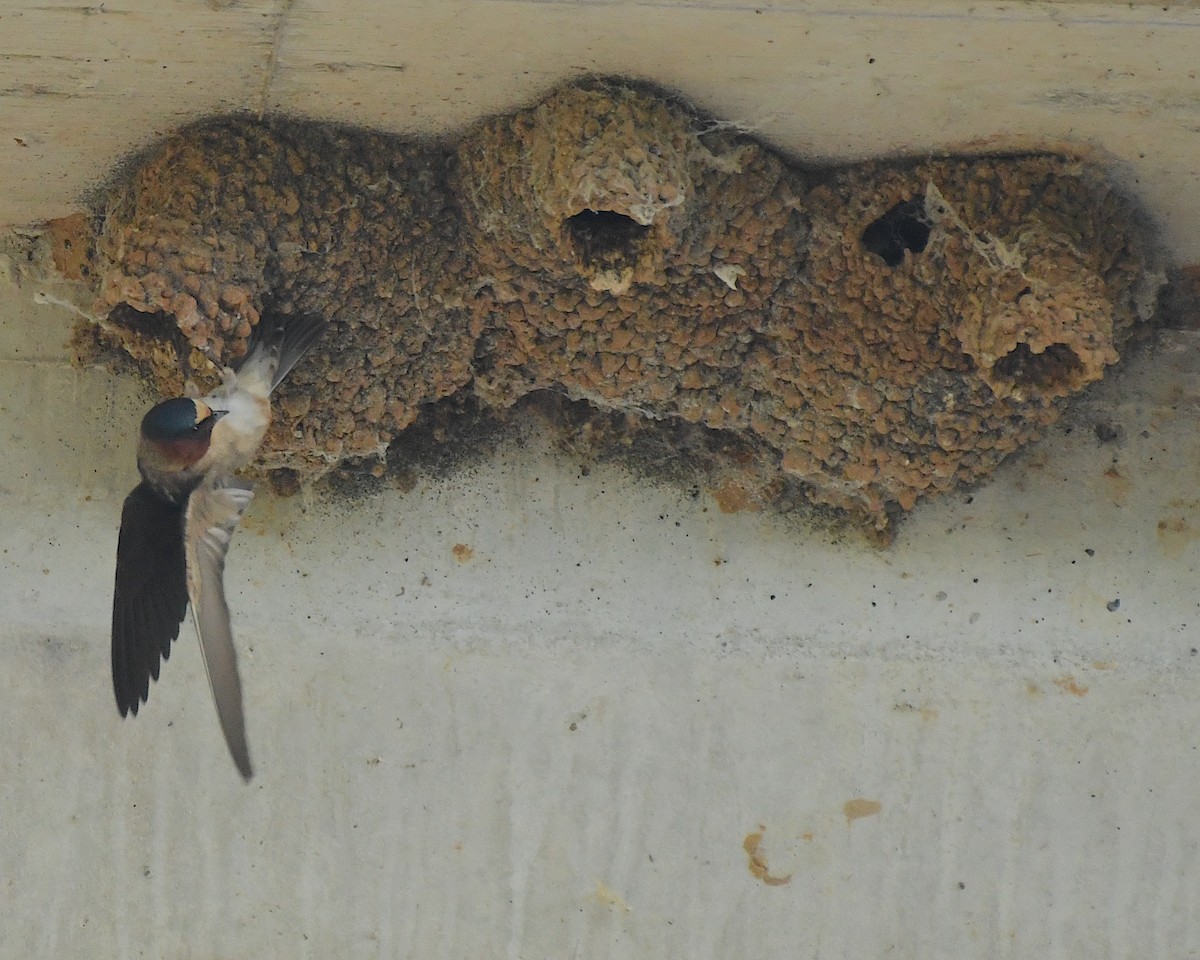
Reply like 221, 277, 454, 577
73, 79, 1163, 535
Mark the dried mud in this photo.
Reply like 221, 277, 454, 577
71, 78, 1164, 536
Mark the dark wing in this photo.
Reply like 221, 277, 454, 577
269, 311, 327, 391
112, 482, 189, 717
184, 481, 255, 780
235, 310, 327, 393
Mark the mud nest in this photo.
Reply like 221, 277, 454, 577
70, 77, 1164, 536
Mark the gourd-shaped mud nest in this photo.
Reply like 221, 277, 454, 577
69, 77, 1164, 536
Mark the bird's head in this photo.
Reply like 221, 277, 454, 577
137, 398, 226, 473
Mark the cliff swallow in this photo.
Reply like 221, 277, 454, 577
111, 312, 326, 779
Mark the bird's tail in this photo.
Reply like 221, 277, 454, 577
235, 311, 328, 395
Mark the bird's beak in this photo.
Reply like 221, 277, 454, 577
194, 400, 229, 424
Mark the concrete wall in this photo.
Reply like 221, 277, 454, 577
3, 2, 1200, 958
6, 240, 1200, 958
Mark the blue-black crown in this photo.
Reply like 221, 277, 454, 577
141, 398, 204, 441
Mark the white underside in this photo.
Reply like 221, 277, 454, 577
198, 383, 271, 477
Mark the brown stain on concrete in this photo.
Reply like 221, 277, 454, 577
1102, 466, 1130, 505
451, 543, 474, 562
1157, 516, 1200, 559
591, 880, 631, 912
894, 701, 939, 721
742, 826, 792, 886
843, 798, 883, 824
1052, 674, 1089, 697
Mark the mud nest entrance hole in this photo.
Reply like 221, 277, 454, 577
992, 342, 1085, 392
861, 197, 932, 266
563, 208, 651, 267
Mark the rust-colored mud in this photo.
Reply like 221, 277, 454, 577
72, 78, 1164, 534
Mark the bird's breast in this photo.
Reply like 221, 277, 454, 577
136, 434, 211, 500
201, 392, 271, 475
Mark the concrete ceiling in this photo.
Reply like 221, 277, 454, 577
3, 0, 1200, 260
